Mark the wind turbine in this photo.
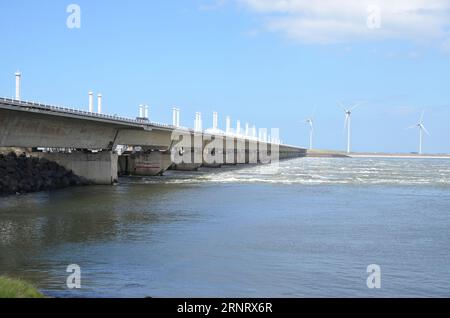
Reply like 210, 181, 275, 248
408, 110, 430, 155
304, 107, 316, 150
305, 118, 314, 150
339, 102, 362, 154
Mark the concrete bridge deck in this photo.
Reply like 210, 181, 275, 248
0, 97, 306, 184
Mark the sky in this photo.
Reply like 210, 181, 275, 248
1, 0, 450, 153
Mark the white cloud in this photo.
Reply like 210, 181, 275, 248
238, 0, 450, 45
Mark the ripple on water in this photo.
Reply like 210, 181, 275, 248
121, 158, 450, 187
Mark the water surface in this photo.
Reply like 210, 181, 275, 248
1, 158, 450, 297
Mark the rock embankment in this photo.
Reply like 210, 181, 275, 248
0, 152, 89, 196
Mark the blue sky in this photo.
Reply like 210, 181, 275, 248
1, 0, 450, 153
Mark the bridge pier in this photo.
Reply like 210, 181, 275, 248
202, 136, 223, 168
235, 138, 246, 164
35, 151, 118, 185
171, 147, 203, 171
170, 132, 203, 171
245, 140, 258, 164
223, 137, 237, 165
119, 151, 172, 176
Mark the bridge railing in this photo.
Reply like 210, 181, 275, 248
0, 96, 174, 130
0, 97, 288, 147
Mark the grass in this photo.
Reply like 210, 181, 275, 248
0, 276, 44, 298
307, 149, 346, 154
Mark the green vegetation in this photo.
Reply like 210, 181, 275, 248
0, 276, 44, 298
307, 149, 346, 154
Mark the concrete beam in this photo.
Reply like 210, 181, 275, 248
115, 129, 172, 149
0, 108, 118, 149
0, 106, 173, 150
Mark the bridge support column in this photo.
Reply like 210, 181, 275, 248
202, 136, 223, 168
236, 138, 246, 164
120, 151, 172, 176
36, 151, 118, 185
172, 147, 203, 171
223, 136, 237, 165
245, 140, 258, 164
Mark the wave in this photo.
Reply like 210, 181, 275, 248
121, 158, 450, 187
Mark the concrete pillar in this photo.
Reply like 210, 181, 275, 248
123, 151, 173, 176
36, 151, 118, 185
236, 137, 246, 164
195, 112, 203, 132
194, 112, 199, 131
202, 135, 223, 168
97, 94, 103, 114
246, 140, 258, 164
144, 105, 149, 119
171, 131, 202, 171
89, 92, 94, 113
172, 107, 180, 127
226, 116, 231, 134
15, 72, 21, 100
173, 107, 177, 126
258, 140, 279, 164
224, 136, 236, 165
213, 112, 218, 130
236, 120, 241, 136
172, 157, 202, 171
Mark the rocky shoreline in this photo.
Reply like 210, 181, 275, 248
0, 152, 90, 196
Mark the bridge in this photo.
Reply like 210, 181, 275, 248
0, 84, 306, 185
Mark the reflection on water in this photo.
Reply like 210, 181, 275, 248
1, 158, 450, 297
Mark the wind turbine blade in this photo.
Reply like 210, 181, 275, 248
351, 101, 366, 111
421, 125, 430, 136
406, 125, 417, 130
351, 103, 361, 111
338, 101, 347, 111
420, 110, 425, 123
304, 119, 313, 133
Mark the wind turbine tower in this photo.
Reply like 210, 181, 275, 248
408, 111, 430, 155
305, 118, 314, 150
339, 102, 361, 154
304, 107, 316, 150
